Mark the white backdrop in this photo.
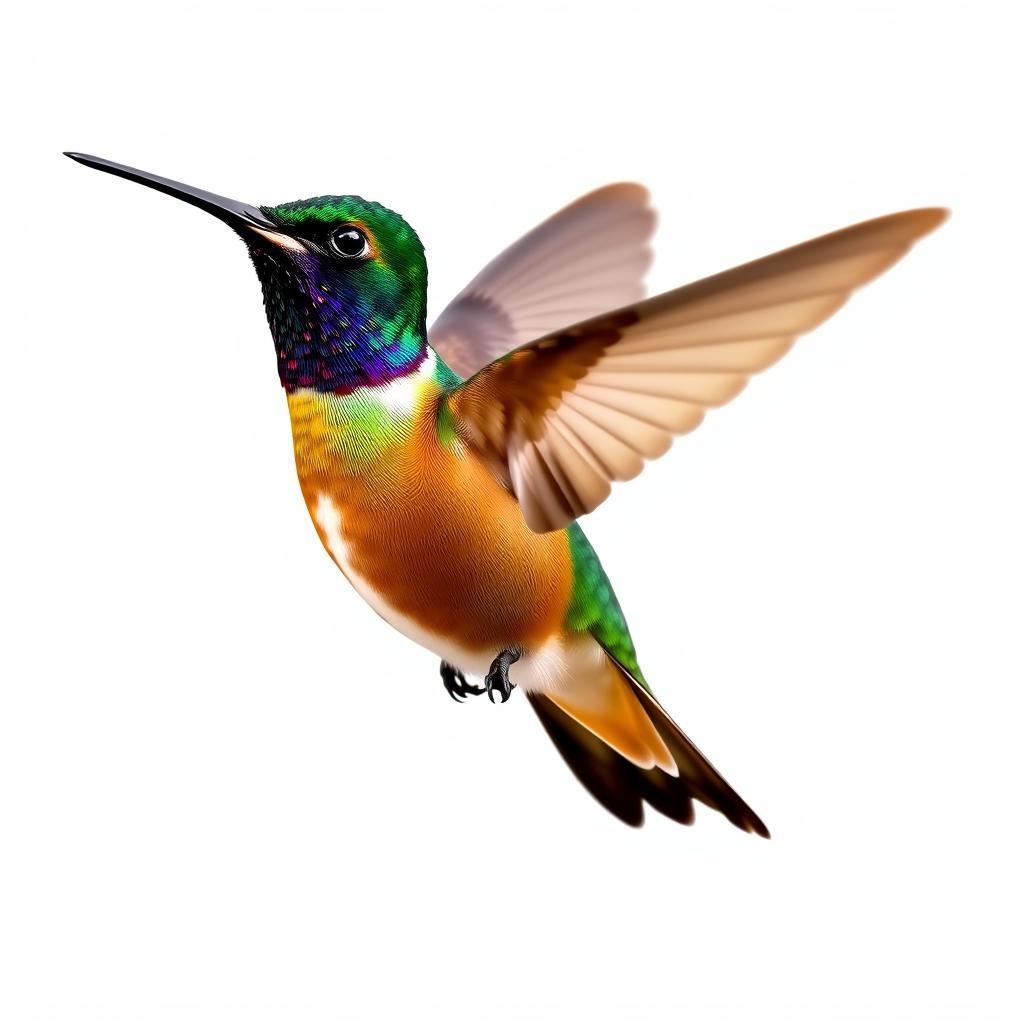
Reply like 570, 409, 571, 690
6, 1, 1022, 1021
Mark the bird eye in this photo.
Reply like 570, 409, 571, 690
329, 226, 370, 259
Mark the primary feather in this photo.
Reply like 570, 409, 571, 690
447, 208, 947, 532
428, 183, 655, 377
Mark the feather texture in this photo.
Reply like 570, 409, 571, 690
527, 654, 769, 835
428, 183, 655, 378
449, 208, 947, 532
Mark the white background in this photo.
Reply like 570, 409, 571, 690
4, 1, 1022, 1021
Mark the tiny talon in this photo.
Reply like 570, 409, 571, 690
440, 661, 485, 701
485, 647, 521, 704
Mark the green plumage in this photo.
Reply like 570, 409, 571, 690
563, 523, 647, 688
64, 152, 789, 834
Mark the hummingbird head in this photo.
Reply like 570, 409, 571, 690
250, 196, 428, 393
64, 154, 429, 395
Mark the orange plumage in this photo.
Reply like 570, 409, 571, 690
289, 383, 574, 657
67, 152, 945, 832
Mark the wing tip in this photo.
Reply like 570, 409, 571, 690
587, 181, 652, 205
900, 206, 950, 238
866, 206, 949, 243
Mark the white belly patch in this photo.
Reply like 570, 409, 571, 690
312, 492, 574, 693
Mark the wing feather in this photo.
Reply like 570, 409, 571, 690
448, 208, 946, 532
428, 184, 656, 378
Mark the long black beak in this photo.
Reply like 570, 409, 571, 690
64, 152, 277, 232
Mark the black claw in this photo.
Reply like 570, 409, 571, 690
440, 661, 485, 702
485, 647, 521, 704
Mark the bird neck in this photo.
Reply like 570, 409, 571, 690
252, 248, 430, 395
287, 348, 449, 479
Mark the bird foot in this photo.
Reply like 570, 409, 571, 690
441, 661, 485, 702
485, 647, 522, 704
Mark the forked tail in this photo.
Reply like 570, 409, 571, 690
528, 651, 769, 835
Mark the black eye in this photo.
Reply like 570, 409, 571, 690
329, 226, 369, 259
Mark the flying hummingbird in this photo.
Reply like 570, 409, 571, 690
66, 152, 945, 835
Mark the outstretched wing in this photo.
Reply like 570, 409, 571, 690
427, 183, 656, 378
447, 208, 947, 533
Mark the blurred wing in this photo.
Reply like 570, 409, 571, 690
428, 183, 656, 378
448, 208, 947, 533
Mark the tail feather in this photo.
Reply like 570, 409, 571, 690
528, 693, 694, 827
528, 654, 769, 836
543, 651, 677, 774
624, 669, 769, 836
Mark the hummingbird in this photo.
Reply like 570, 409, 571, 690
65, 152, 945, 835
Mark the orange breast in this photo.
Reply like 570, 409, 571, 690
287, 385, 573, 653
